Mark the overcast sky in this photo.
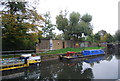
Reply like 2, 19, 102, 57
36, 0, 119, 35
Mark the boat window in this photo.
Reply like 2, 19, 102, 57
8, 65, 14, 68
2, 66, 8, 69
70, 53, 74, 56
14, 64, 23, 67
84, 51, 89, 54
97, 50, 103, 53
92, 51, 94, 53
35, 59, 40, 61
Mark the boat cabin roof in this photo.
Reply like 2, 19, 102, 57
83, 49, 103, 52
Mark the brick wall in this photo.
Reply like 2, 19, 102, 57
36, 39, 50, 52
52, 40, 63, 50
36, 39, 91, 52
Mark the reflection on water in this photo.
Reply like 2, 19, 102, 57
2, 64, 41, 80
41, 59, 94, 80
1, 48, 120, 80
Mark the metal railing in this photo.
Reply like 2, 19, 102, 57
2, 50, 36, 54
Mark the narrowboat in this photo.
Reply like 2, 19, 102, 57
20, 54, 41, 64
81, 49, 105, 56
1, 54, 41, 71
59, 49, 105, 60
59, 52, 78, 60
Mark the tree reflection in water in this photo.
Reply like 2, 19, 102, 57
40, 50, 117, 80
2, 48, 118, 80
41, 58, 95, 80
2, 64, 41, 80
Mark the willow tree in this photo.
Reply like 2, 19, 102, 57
56, 11, 68, 32
56, 10, 69, 39
68, 12, 81, 40
68, 13, 93, 40
56, 11, 93, 40
1, 1, 44, 50
81, 13, 93, 36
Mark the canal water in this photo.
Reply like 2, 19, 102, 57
1, 49, 120, 81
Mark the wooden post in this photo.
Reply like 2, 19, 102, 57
27, 60, 29, 66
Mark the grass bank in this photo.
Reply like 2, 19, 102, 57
2, 47, 105, 58
38, 47, 106, 55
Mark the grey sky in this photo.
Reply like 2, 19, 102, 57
36, 0, 119, 35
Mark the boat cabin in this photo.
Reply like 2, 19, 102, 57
1, 54, 41, 71
66, 52, 76, 56
82, 49, 105, 56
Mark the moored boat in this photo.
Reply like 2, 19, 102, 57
1, 54, 41, 71
59, 52, 78, 60
82, 49, 105, 56
59, 49, 105, 60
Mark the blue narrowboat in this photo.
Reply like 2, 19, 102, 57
82, 49, 105, 56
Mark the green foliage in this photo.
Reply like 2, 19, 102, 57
55, 34, 64, 40
94, 33, 100, 43
68, 12, 81, 39
103, 33, 115, 43
42, 12, 55, 39
98, 30, 107, 36
2, 2, 44, 51
81, 13, 92, 23
56, 11, 93, 40
86, 35, 94, 42
56, 14, 68, 33
56, 10, 69, 39
93, 30, 114, 43
69, 12, 80, 25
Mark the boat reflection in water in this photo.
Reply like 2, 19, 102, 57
84, 56, 105, 63
2, 53, 119, 80
40, 55, 107, 80
2, 64, 41, 80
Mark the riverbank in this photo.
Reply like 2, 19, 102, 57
38, 47, 105, 55
2, 47, 106, 59
39, 47, 106, 61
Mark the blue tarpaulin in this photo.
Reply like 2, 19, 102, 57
82, 49, 105, 56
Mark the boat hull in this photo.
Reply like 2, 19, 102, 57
59, 49, 105, 60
